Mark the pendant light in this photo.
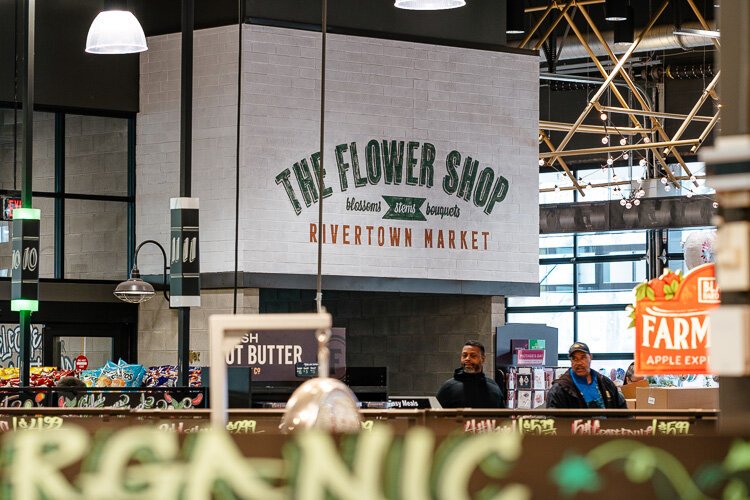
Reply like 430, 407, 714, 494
394, 0, 466, 10
506, 0, 525, 35
85, 4, 147, 54
605, 0, 627, 21
614, 6, 634, 45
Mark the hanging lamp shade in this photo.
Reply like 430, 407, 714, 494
506, 0, 525, 34
605, 0, 628, 21
394, 0, 466, 10
614, 7, 634, 45
85, 10, 148, 54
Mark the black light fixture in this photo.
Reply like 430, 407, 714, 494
114, 240, 169, 304
506, 0, 525, 35
605, 0, 628, 21
614, 6, 634, 45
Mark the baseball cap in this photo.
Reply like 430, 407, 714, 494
568, 342, 591, 357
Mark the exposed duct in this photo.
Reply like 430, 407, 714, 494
552, 22, 717, 62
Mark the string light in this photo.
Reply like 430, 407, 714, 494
619, 137, 627, 146
634, 199, 641, 206
639, 159, 647, 167
602, 136, 609, 145
713, 201, 719, 208
660, 177, 668, 185
664, 184, 671, 192
600, 112, 608, 121
686, 190, 694, 198
690, 175, 696, 182
586, 182, 592, 190
620, 199, 627, 206
623, 152, 629, 160
554, 185, 560, 192
539, 159, 545, 167
607, 157, 614, 165
643, 137, 651, 143
626, 202, 632, 209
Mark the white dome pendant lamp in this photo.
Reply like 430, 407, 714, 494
85, 5, 147, 54
395, 0, 466, 10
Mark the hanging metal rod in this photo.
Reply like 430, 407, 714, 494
539, 139, 699, 159
598, 106, 715, 123
540, 120, 651, 135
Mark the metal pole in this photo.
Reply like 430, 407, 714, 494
315, 0, 327, 314
19, 0, 35, 388
178, 0, 194, 387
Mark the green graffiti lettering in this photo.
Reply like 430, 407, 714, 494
400, 427, 434, 500
275, 169, 302, 216
442, 151, 461, 195
365, 140, 383, 185
290, 426, 393, 500
456, 157, 479, 202
382, 140, 404, 185
484, 176, 509, 215
434, 433, 528, 500
406, 141, 420, 186
351, 142, 367, 188
310, 152, 333, 199
335, 143, 350, 192
80, 427, 180, 499
473, 167, 494, 208
183, 427, 285, 500
420, 142, 435, 188
292, 159, 319, 208
3, 426, 88, 499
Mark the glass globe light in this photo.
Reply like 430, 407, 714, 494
86, 10, 148, 54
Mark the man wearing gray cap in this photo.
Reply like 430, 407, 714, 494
546, 342, 626, 409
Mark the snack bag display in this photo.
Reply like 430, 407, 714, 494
143, 365, 202, 387
79, 368, 101, 387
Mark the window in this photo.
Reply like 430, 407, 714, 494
507, 230, 647, 359
0, 108, 134, 281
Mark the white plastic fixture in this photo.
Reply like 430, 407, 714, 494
86, 10, 147, 54
394, 0, 466, 10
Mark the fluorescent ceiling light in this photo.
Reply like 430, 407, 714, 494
673, 27, 720, 39
394, 0, 466, 10
86, 10, 148, 54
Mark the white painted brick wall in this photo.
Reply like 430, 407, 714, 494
138, 25, 539, 286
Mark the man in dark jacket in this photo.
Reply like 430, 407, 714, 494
547, 342, 626, 409
436, 341, 504, 408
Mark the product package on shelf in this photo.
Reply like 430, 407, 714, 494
506, 367, 517, 390
544, 368, 555, 389
0, 367, 76, 388
506, 389, 516, 409
143, 365, 202, 387
532, 390, 546, 408
532, 367, 546, 390
517, 390, 532, 409
517, 367, 532, 390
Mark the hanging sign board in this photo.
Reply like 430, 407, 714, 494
10, 208, 40, 312
630, 263, 720, 375
169, 198, 200, 308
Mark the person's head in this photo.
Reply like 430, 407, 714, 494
56, 376, 86, 389
625, 362, 644, 384
568, 342, 592, 377
460, 340, 486, 374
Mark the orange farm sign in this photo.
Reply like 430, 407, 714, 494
631, 264, 720, 375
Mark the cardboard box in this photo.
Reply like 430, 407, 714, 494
621, 379, 649, 399
626, 399, 636, 410
636, 387, 719, 410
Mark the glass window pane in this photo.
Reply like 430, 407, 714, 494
539, 171, 575, 204
540, 234, 573, 259
36, 197, 56, 279
508, 263, 573, 307
666, 227, 716, 255
506, 311, 574, 354
65, 200, 127, 280
671, 162, 715, 196
577, 230, 647, 257
0, 197, 55, 279
577, 260, 646, 305
591, 359, 632, 382
65, 115, 128, 196
667, 259, 686, 274
56, 337, 113, 371
0, 110, 55, 192
577, 310, 633, 354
